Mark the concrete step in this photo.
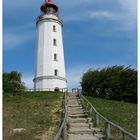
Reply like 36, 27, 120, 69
68, 113, 88, 118
68, 99, 79, 101
68, 103, 81, 105
68, 98, 80, 100
69, 122, 92, 128
68, 105, 82, 108
68, 127, 93, 135
68, 101, 79, 103
68, 105, 80, 107
94, 133, 105, 140
68, 97, 78, 99
68, 110, 84, 113
68, 109, 84, 113
68, 100, 80, 103
68, 117, 92, 123
91, 127, 102, 133
67, 102, 80, 104
68, 106, 83, 109
68, 134, 98, 140
68, 98, 78, 100
68, 111, 86, 115
68, 99, 80, 101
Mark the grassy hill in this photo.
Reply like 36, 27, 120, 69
3, 91, 64, 140
85, 96, 137, 136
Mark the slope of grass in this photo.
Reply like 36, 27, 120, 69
85, 96, 137, 136
3, 91, 64, 140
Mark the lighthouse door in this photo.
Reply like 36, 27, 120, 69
55, 87, 59, 92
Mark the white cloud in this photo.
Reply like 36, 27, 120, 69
58, 0, 92, 8
89, 11, 112, 18
22, 75, 34, 89
66, 64, 107, 90
4, 0, 137, 30
66, 67, 83, 90
63, 0, 137, 30
118, 0, 137, 16
87, 11, 120, 20
117, 0, 137, 30
63, 15, 84, 22
64, 10, 120, 22
66, 63, 133, 91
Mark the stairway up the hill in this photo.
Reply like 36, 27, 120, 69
67, 93, 105, 140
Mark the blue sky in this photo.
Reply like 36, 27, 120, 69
3, 0, 137, 90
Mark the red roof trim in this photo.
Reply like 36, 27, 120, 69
48, 0, 52, 2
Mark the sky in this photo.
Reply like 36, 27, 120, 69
3, 0, 137, 90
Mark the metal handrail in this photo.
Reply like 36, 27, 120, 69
54, 91, 68, 140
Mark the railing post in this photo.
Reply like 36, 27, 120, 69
121, 132, 126, 140
63, 120, 67, 140
94, 112, 99, 126
89, 107, 92, 116
77, 89, 81, 98
64, 92, 68, 140
86, 102, 89, 111
105, 122, 111, 140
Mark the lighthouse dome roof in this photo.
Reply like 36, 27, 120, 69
40, 0, 58, 12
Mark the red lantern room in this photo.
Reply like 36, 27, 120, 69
40, 0, 58, 14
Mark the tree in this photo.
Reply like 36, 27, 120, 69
81, 66, 137, 103
3, 71, 25, 94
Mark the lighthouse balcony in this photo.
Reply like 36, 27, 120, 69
36, 13, 63, 24
33, 76, 67, 92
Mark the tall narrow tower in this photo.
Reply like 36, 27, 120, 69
34, 0, 67, 91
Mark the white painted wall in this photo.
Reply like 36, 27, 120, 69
34, 14, 67, 91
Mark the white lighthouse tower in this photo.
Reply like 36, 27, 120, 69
33, 0, 67, 92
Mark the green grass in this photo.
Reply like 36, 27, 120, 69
3, 91, 64, 140
85, 96, 137, 136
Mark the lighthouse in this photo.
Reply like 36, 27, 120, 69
33, 0, 67, 92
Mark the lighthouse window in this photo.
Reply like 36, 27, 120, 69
46, 7, 56, 14
53, 39, 57, 46
54, 69, 58, 76
53, 25, 56, 32
54, 53, 57, 61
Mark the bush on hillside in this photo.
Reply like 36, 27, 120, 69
3, 71, 25, 94
81, 66, 137, 103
